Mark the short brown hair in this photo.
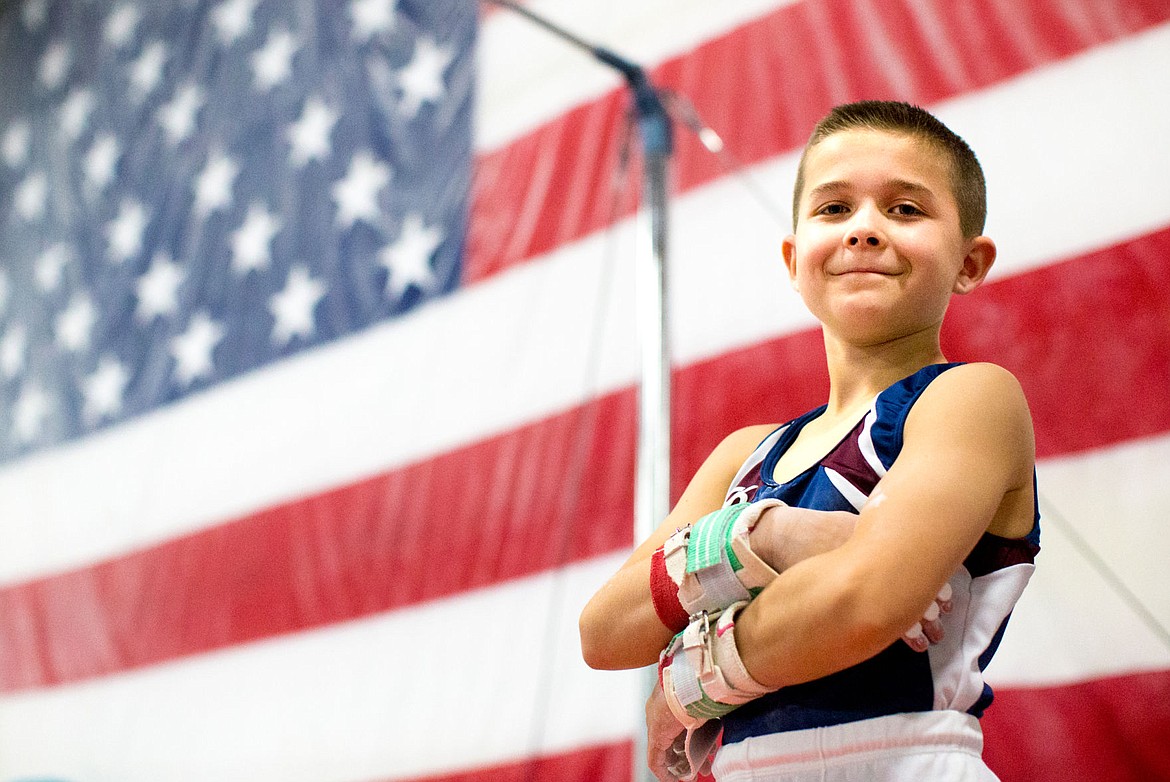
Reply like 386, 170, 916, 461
792, 101, 987, 237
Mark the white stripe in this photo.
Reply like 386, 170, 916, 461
726, 425, 788, 502
857, 406, 887, 479
937, 22, 1170, 274
986, 431, 1170, 687
477, 0, 798, 151
2, 437, 1168, 778
824, 466, 868, 512
0, 554, 644, 782
3, 27, 1170, 582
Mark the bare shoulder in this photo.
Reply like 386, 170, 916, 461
908, 362, 1036, 492
624, 422, 780, 562
922, 362, 1032, 425
688, 423, 780, 498
716, 423, 783, 460
672, 424, 778, 515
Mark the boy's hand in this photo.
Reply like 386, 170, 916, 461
646, 681, 688, 781
750, 504, 857, 572
902, 581, 954, 651
647, 680, 718, 781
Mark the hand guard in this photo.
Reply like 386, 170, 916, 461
658, 601, 770, 780
650, 499, 784, 632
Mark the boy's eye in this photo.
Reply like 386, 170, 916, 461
890, 203, 924, 216
817, 203, 849, 216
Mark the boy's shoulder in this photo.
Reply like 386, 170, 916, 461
922, 361, 1026, 405
907, 361, 1035, 472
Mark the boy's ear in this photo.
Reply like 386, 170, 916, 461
781, 234, 799, 291
953, 235, 996, 295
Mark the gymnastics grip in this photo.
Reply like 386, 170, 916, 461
650, 499, 785, 632
658, 601, 771, 780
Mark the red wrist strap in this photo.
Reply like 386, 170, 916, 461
650, 546, 690, 633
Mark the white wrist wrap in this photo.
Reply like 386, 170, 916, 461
664, 499, 783, 617
658, 601, 771, 780
662, 602, 770, 721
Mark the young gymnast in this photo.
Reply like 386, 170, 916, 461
579, 100, 1040, 781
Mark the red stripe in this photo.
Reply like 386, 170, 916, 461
943, 228, 1170, 456
379, 669, 1170, 782
392, 742, 634, 782
1, 226, 1167, 693
983, 669, 1170, 781
466, 0, 1170, 282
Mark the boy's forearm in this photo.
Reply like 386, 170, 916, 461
579, 556, 675, 669
580, 506, 859, 670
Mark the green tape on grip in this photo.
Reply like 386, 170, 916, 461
685, 690, 739, 720
686, 503, 745, 575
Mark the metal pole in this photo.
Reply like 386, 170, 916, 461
478, 6, 673, 780
629, 72, 673, 782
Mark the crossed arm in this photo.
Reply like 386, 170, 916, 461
579, 362, 1035, 683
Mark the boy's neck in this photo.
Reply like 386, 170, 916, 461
820, 327, 947, 416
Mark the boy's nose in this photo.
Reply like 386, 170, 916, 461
843, 205, 885, 249
843, 226, 884, 249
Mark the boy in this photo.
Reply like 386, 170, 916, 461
579, 101, 1040, 781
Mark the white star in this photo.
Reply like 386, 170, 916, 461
106, 198, 149, 264
350, 0, 397, 42
157, 83, 205, 145
212, 0, 259, 46
0, 324, 26, 379
38, 40, 71, 90
56, 294, 98, 353
129, 41, 168, 100
380, 213, 443, 300
397, 37, 454, 118
269, 265, 326, 346
136, 252, 185, 322
171, 311, 225, 386
332, 150, 391, 229
59, 89, 95, 142
287, 96, 338, 168
15, 171, 47, 222
194, 150, 239, 218
35, 243, 73, 292
14, 383, 51, 444
230, 202, 282, 274
103, 4, 142, 50
23, 0, 49, 30
83, 355, 130, 424
252, 28, 298, 92
84, 133, 121, 194
2, 120, 30, 168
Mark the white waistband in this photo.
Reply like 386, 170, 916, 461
714, 710, 986, 777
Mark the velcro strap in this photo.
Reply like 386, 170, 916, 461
659, 634, 705, 730
699, 602, 771, 704
669, 633, 706, 709
678, 500, 783, 616
661, 605, 770, 722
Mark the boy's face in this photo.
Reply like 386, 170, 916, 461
782, 129, 994, 346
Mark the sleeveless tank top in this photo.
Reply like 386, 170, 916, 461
720, 363, 1040, 745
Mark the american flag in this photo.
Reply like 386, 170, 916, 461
2, 0, 1170, 780
0, 0, 473, 458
